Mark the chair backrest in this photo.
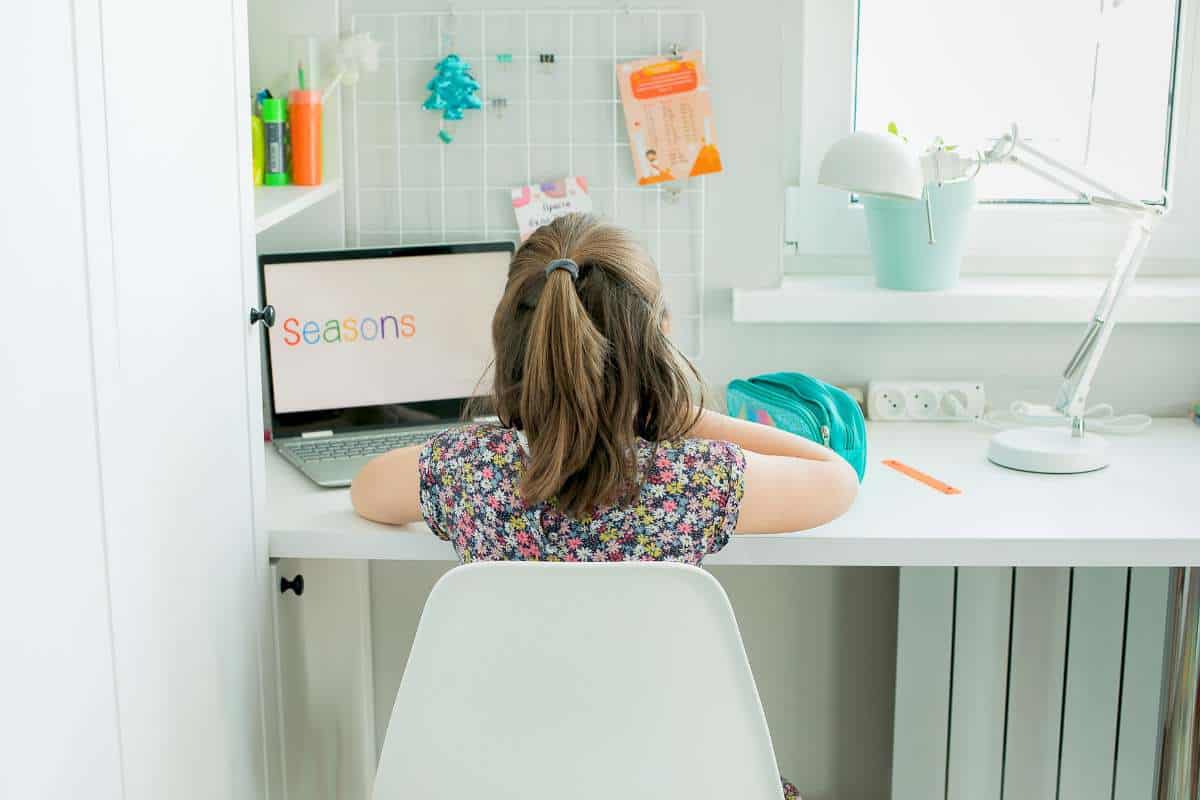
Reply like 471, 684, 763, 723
373, 561, 783, 800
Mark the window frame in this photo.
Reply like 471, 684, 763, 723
789, 0, 1200, 265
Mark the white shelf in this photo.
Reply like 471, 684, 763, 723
733, 274, 1200, 324
254, 180, 341, 234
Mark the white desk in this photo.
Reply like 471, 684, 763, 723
267, 420, 1199, 567
265, 419, 1200, 797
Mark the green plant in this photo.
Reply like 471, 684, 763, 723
887, 121, 957, 152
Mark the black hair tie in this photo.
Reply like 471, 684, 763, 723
544, 258, 579, 280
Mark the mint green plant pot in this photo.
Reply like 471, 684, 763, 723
862, 178, 976, 291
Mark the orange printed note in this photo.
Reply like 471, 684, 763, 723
617, 51, 723, 186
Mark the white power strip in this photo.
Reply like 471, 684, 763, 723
867, 381, 986, 421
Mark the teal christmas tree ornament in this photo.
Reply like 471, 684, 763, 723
422, 54, 482, 127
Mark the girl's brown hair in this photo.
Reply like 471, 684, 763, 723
490, 213, 702, 515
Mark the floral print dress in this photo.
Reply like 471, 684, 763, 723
416, 424, 801, 800
417, 424, 745, 563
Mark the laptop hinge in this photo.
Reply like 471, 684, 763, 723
300, 430, 335, 438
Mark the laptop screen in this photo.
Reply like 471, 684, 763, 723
261, 243, 512, 434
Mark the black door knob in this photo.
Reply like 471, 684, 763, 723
250, 305, 276, 328
280, 574, 304, 595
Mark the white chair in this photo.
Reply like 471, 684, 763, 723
373, 561, 785, 800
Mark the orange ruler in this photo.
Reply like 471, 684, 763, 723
882, 459, 963, 495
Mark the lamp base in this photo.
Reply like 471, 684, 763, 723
987, 427, 1110, 474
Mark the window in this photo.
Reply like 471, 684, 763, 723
855, 0, 1181, 203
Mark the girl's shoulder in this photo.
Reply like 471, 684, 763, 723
420, 426, 744, 492
645, 435, 744, 463
421, 423, 522, 469
639, 436, 746, 486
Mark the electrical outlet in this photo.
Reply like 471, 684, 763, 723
867, 381, 986, 422
907, 388, 939, 419
868, 385, 907, 420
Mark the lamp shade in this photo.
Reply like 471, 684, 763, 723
818, 131, 924, 200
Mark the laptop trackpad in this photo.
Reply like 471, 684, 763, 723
304, 457, 371, 488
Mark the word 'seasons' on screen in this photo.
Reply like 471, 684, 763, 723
264, 249, 510, 414
282, 313, 416, 346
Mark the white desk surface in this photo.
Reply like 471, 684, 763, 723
266, 420, 1199, 567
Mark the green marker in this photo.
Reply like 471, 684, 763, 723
262, 97, 289, 185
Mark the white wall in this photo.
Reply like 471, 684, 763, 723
337, 0, 1199, 413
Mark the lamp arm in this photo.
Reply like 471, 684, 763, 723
1007, 154, 1090, 203
981, 125, 1148, 208
979, 125, 1165, 436
1054, 213, 1158, 432
1007, 134, 1143, 207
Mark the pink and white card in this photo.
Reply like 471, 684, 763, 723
511, 176, 592, 241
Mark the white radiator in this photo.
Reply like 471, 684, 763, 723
892, 568, 1171, 800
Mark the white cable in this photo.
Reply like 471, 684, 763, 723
979, 401, 1152, 434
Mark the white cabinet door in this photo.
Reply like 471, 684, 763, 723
1, 3, 126, 797
2, 1, 271, 798
87, 0, 270, 797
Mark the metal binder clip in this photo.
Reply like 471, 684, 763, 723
490, 96, 509, 116
668, 43, 683, 60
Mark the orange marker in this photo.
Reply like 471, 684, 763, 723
288, 89, 323, 185
882, 459, 963, 495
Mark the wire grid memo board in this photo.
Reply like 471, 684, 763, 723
348, 7, 708, 359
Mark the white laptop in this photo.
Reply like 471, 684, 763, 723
259, 241, 514, 487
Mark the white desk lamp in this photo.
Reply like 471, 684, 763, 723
819, 124, 1165, 474
818, 131, 938, 243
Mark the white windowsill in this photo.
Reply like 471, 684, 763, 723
732, 275, 1200, 324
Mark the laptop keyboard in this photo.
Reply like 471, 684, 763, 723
284, 429, 442, 463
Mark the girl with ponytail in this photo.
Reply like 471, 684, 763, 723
352, 213, 858, 561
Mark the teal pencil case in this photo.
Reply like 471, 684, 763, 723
726, 372, 868, 481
